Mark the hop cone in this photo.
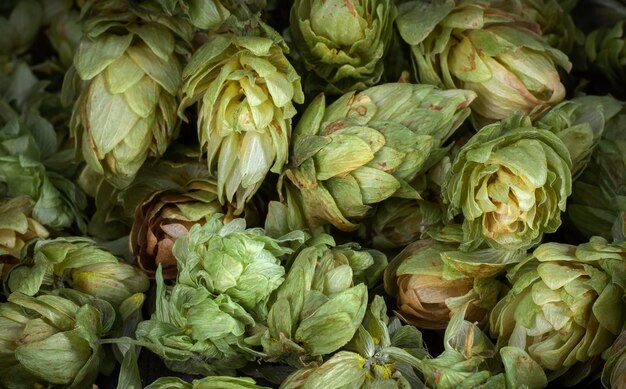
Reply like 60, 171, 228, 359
0, 291, 113, 389
271, 83, 475, 234
136, 217, 306, 375
252, 234, 385, 366
179, 32, 304, 213
396, 0, 571, 123
69, 0, 193, 187
444, 114, 572, 251
383, 238, 512, 330
6, 237, 149, 310
490, 237, 626, 385
289, 0, 397, 94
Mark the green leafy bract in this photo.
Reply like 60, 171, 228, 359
0, 116, 87, 231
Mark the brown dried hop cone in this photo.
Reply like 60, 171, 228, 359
132, 179, 231, 279
385, 240, 490, 329
384, 229, 521, 330
126, 160, 262, 279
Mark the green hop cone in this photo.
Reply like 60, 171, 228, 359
383, 238, 511, 330
0, 116, 87, 231
361, 198, 443, 250
135, 267, 260, 376
6, 237, 149, 309
443, 114, 572, 251
271, 83, 475, 234
418, 305, 547, 389
68, 0, 193, 188
0, 291, 112, 389
146, 376, 269, 389
535, 95, 623, 177
289, 0, 397, 94
602, 330, 626, 389
396, 0, 571, 124
567, 103, 626, 241
178, 32, 304, 213
0, 196, 48, 260
253, 235, 384, 366
173, 215, 307, 320
281, 295, 428, 389
136, 217, 306, 375
520, 0, 579, 54
490, 237, 626, 385
583, 20, 626, 98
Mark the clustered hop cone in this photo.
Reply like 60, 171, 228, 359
1, 0, 626, 388
396, 0, 572, 124
289, 0, 397, 94
69, 0, 193, 188
269, 83, 475, 234
178, 30, 304, 213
